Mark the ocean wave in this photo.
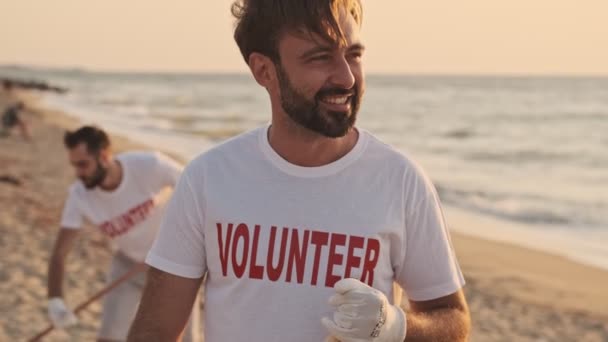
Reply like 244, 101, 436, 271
463, 149, 576, 163
173, 127, 246, 140
442, 128, 475, 139
435, 184, 605, 229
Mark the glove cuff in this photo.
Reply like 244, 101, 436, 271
377, 304, 407, 342
48, 297, 66, 308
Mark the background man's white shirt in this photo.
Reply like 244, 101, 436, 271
61, 151, 182, 261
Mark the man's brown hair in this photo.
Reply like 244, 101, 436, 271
231, 0, 362, 63
64, 125, 110, 155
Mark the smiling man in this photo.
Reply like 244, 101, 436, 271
128, 1, 470, 341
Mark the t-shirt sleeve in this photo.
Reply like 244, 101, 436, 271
155, 152, 183, 188
60, 188, 83, 229
146, 171, 207, 279
394, 166, 465, 301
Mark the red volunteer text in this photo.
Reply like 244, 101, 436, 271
216, 222, 381, 287
99, 199, 155, 238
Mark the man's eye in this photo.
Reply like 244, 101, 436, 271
310, 55, 331, 61
349, 52, 363, 60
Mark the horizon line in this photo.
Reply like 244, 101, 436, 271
2, 63, 608, 79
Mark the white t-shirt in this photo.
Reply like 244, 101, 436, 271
61, 151, 182, 262
147, 125, 465, 342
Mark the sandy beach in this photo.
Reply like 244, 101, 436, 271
1, 90, 607, 341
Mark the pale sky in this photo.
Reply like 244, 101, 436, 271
1, 0, 607, 75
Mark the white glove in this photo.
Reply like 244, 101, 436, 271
322, 278, 406, 342
48, 297, 78, 329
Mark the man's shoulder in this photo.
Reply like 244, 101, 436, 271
116, 150, 158, 162
67, 181, 86, 197
359, 130, 436, 191
176, 127, 262, 184
187, 126, 262, 167
362, 130, 419, 170
116, 150, 172, 169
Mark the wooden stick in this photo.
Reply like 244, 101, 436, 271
28, 263, 148, 342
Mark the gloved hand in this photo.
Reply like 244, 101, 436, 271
48, 297, 78, 329
322, 278, 406, 342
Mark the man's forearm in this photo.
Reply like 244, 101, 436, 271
48, 256, 65, 298
128, 267, 201, 341
404, 307, 471, 342
128, 311, 182, 342
128, 269, 178, 341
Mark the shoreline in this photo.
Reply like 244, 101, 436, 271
1, 90, 607, 340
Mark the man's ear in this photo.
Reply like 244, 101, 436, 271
248, 52, 277, 89
99, 149, 112, 165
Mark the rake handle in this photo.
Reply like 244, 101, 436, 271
28, 263, 148, 342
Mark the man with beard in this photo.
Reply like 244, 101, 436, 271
129, 1, 470, 341
47, 126, 200, 342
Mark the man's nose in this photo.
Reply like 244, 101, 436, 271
329, 57, 356, 90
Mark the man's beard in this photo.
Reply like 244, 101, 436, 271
81, 161, 108, 189
276, 63, 362, 138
